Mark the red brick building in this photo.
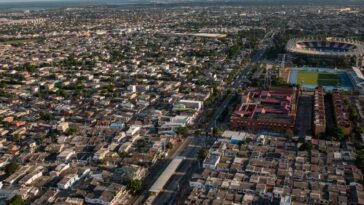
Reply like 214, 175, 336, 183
332, 89, 352, 135
231, 87, 299, 132
313, 87, 326, 136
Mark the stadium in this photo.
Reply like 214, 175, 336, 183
286, 37, 364, 57
350, 67, 364, 92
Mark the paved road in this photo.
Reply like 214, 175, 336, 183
204, 48, 268, 132
128, 137, 193, 205
151, 43, 270, 205
152, 49, 268, 204
135, 32, 272, 205
295, 95, 313, 137
204, 47, 267, 132
152, 137, 202, 205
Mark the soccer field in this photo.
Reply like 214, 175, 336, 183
296, 71, 342, 86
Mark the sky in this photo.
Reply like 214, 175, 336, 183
0, 0, 94, 1
0, 0, 133, 2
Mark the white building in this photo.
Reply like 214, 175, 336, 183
126, 125, 141, 137
173, 99, 203, 111
56, 122, 69, 132
57, 174, 79, 190
57, 149, 75, 161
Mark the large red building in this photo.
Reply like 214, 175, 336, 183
331, 89, 352, 135
231, 87, 299, 132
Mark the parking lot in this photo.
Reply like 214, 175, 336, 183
295, 95, 313, 137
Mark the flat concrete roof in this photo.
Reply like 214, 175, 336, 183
353, 67, 364, 80
149, 156, 185, 194
164, 32, 227, 38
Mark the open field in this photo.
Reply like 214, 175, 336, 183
288, 67, 353, 90
296, 71, 342, 86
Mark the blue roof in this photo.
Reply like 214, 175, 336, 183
204, 154, 219, 165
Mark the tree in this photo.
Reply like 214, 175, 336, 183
212, 127, 222, 137
194, 130, 201, 137
357, 127, 364, 135
166, 142, 173, 150
119, 151, 129, 158
356, 149, 364, 171
97, 159, 107, 166
13, 134, 22, 143
334, 127, 345, 141
228, 43, 241, 57
39, 112, 54, 121
65, 127, 77, 136
8, 195, 25, 205
285, 129, 294, 139
299, 142, 312, 151
176, 126, 188, 137
4, 162, 19, 176
56, 89, 67, 97
127, 179, 142, 194
237, 140, 246, 145
198, 148, 209, 161
348, 107, 360, 124
272, 77, 288, 87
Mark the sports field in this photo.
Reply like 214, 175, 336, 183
288, 67, 353, 91
296, 71, 342, 86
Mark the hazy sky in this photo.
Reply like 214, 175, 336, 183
0, 0, 144, 1
0, 0, 80, 1
0, 0, 53, 1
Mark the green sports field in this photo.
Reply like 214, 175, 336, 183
296, 71, 342, 86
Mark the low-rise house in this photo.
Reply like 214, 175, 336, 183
57, 174, 79, 190
203, 155, 221, 170
85, 183, 127, 205
57, 149, 75, 161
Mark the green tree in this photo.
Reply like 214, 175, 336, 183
334, 127, 346, 141
348, 107, 360, 123
194, 130, 201, 137
126, 179, 142, 194
4, 162, 19, 176
56, 89, 67, 97
272, 77, 288, 87
65, 127, 77, 136
97, 159, 107, 166
119, 151, 129, 158
176, 126, 188, 137
212, 127, 222, 137
8, 195, 25, 205
356, 149, 364, 171
299, 142, 312, 151
166, 142, 173, 150
13, 134, 22, 143
39, 112, 54, 121
228, 43, 241, 57
198, 148, 209, 161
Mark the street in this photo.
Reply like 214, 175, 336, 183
132, 30, 272, 205
151, 137, 203, 205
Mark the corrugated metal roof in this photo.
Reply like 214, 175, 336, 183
149, 156, 185, 194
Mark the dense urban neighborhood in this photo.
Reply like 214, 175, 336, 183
0, 2, 364, 205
